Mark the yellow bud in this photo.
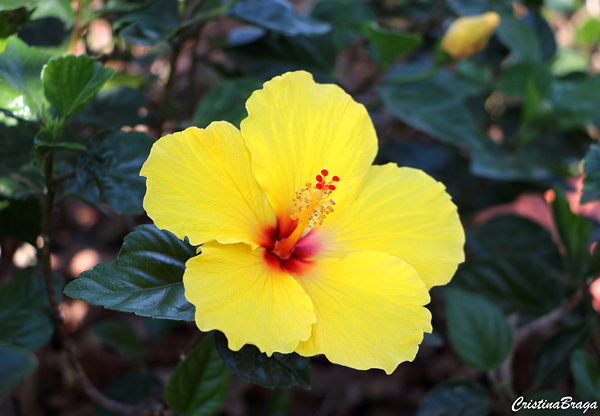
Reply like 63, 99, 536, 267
440, 12, 501, 60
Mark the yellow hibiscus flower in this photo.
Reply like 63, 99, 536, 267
140, 71, 464, 374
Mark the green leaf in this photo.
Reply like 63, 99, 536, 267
364, 22, 422, 66
380, 65, 485, 148
113, 0, 178, 46
74, 87, 150, 129
64, 224, 196, 321
227, 30, 336, 81
30, 0, 74, 27
42, 55, 116, 118
214, 331, 311, 389
576, 13, 600, 47
228, 0, 330, 36
0, 37, 53, 120
524, 9, 556, 62
416, 378, 492, 416
447, 0, 512, 15
165, 333, 230, 416
469, 130, 583, 182
0, 8, 31, 39
467, 215, 561, 268
455, 59, 492, 90
582, 143, 600, 204
551, 188, 592, 282
453, 257, 562, 317
445, 288, 512, 370
91, 319, 144, 359
0, 0, 38, 12
73, 131, 154, 214
310, 0, 374, 50
546, 74, 600, 130
496, 15, 541, 63
32, 129, 87, 170
0, 268, 62, 351
571, 349, 600, 402
95, 371, 161, 416
496, 61, 552, 98
193, 78, 262, 128
100, 0, 156, 14
264, 388, 293, 416
532, 319, 594, 386
0, 346, 37, 397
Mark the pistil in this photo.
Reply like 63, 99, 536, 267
272, 170, 338, 259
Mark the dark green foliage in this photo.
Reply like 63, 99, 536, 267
214, 331, 311, 389
3, 0, 600, 413
64, 225, 196, 321
0, 346, 37, 397
0, 269, 62, 351
73, 131, 154, 214
445, 288, 512, 370
416, 378, 492, 416
227, 0, 330, 36
91, 318, 144, 359
165, 333, 230, 416
570, 349, 600, 402
95, 372, 162, 416
194, 78, 262, 128
532, 319, 594, 386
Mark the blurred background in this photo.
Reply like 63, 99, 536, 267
1, 0, 600, 415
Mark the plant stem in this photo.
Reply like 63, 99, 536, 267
158, 41, 182, 135
67, 0, 84, 54
40, 151, 137, 416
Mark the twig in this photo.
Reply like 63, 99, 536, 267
158, 41, 182, 135
514, 285, 585, 344
41, 151, 138, 416
51, 170, 76, 185
67, 0, 83, 54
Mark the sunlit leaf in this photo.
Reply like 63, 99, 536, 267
42, 55, 116, 118
0, 37, 53, 120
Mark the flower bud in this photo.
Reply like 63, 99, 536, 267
440, 12, 501, 59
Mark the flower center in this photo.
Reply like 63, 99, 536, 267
272, 169, 339, 259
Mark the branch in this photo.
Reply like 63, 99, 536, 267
40, 152, 138, 416
514, 286, 585, 344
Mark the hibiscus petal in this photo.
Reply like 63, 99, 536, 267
241, 71, 377, 230
294, 251, 432, 374
140, 121, 276, 248
316, 164, 465, 289
184, 242, 316, 355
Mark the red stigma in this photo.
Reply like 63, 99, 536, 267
316, 174, 323, 182
316, 183, 324, 190
332, 176, 339, 182
328, 185, 336, 190
321, 169, 328, 177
